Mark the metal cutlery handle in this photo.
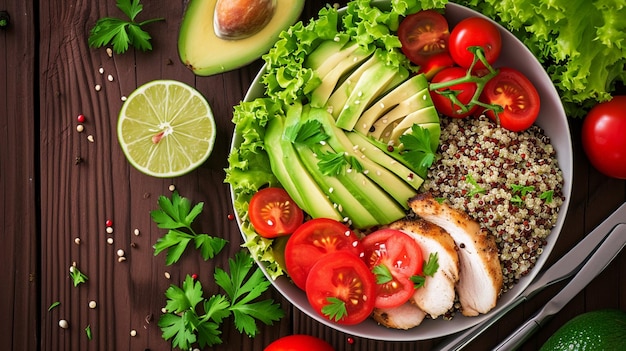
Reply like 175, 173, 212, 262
494, 223, 626, 350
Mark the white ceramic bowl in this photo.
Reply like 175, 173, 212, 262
231, 1, 572, 341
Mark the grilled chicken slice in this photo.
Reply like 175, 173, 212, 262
372, 302, 427, 330
388, 219, 459, 319
408, 193, 503, 317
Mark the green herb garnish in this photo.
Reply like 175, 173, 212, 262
321, 297, 348, 323
85, 325, 93, 340
70, 265, 88, 287
540, 190, 554, 203
399, 124, 437, 178
158, 251, 284, 349
411, 252, 439, 289
373, 264, 393, 284
152, 191, 228, 265
466, 174, 486, 197
88, 0, 163, 54
48, 301, 61, 311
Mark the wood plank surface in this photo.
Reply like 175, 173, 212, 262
0, 0, 624, 350
0, 1, 38, 350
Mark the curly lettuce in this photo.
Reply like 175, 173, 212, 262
454, 0, 626, 117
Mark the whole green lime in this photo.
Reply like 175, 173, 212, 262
540, 309, 626, 351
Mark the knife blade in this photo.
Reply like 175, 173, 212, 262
494, 222, 626, 350
434, 202, 626, 350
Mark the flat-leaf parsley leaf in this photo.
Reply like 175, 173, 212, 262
152, 192, 228, 265
88, 0, 164, 54
159, 251, 284, 349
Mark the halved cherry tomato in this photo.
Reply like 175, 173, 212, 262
430, 66, 479, 118
480, 67, 540, 132
305, 251, 376, 325
417, 52, 455, 80
361, 229, 423, 309
449, 17, 501, 70
284, 218, 363, 290
264, 334, 335, 351
398, 10, 450, 66
249, 187, 304, 238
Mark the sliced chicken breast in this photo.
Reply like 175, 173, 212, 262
408, 193, 503, 317
388, 218, 459, 319
372, 302, 427, 330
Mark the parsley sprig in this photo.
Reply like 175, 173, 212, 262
399, 124, 437, 178
88, 0, 164, 54
410, 253, 440, 289
159, 251, 284, 349
152, 192, 228, 265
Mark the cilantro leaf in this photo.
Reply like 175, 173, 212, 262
322, 297, 348, 323
152, 192, 228, 265
399, 124, 436, 178
88, 0, 163, 54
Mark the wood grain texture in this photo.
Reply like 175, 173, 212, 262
0, 1, 38, 350
1, 0, 624, 350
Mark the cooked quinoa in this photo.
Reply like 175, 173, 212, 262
420, 115, 565, 292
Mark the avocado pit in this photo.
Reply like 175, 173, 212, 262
214, 0, 275, 40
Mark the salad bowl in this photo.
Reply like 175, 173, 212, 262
230, 1, 573, 341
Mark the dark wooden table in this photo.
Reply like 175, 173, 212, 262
2, 1, 625, 350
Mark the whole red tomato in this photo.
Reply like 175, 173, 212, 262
264, 334, 335, 351
449, 17, 501, 70
582, 96, 626, 179
430, 66, 478, 118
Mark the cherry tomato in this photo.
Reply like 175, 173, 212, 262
430, 66, 479, 118
305, 251, 376, 325
284, 218, 363, 290
417, 52, 455, 80
582, 96, 626, 179
249, 187, 304, 238
361, 229, 423, 309
264, 334, 335, 351
480, 67, 540, 132
449, 17, 501, 70
398, 10, 450, 66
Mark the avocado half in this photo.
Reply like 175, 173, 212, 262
178, 0, 304, 76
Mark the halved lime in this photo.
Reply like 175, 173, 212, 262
118, 80, 216, 178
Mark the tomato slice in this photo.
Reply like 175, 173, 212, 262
430, 66, 479, 118
480, 67, 540, 132
305, 251, 376, 325
284, 218, 363, 290
398, 10, 450, 66
361, 229, 423, 309
449, 16, 501, 70
248, 187, 304, 238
